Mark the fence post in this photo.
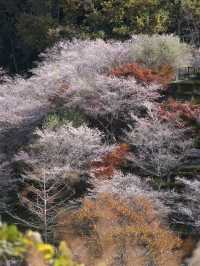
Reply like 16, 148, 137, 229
176, 69, 179, 81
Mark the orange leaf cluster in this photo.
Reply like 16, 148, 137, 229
158, 99, 200, 128
57, 193, 183, 266
158, 64, 175, 82
90, 144, 129, 178
110, 63, 174, 85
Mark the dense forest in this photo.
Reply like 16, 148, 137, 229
1, 0, 200, 74
1, 1, 200, 266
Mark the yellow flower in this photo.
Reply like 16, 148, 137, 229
36, 243, 55, 261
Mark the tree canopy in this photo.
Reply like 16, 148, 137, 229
0, 0, 199, 73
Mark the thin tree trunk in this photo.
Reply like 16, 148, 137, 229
43, 170, 48, 243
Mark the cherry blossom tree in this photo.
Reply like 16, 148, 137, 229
124, 117, 193, 180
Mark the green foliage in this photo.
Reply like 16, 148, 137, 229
16, 14, 56, 51
182, 0, 200, 16
130, 34, 192, 70
61, 0, 170, 39
0, 224, 27, 259
43, 109, 87, 129
0, 0, 178, 73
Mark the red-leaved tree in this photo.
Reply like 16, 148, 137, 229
110, 63, 174, 85
158, 99, 200, 128
91, 144, 129, 178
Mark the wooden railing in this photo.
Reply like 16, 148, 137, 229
176, 67, 200, 81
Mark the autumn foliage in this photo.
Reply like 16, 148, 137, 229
110, 63, 174, 85
57, 194, 183, 266
158, 99, 200, 127
91, 144, 129, 178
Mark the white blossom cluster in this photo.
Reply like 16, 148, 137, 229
124, 118, 193, 179
63, 75, 160, 121
0, 38, 161, 128
0, 38, 150, 217
163, 176, 200, 233
92, 171, 152, 198
0, 36, 197, 238
15, 123, 112, 180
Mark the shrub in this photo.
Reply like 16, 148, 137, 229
43, 109, 87, 129
130, 35, 192, 70
110, 63, 174, 85
58, 194, 183, 266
